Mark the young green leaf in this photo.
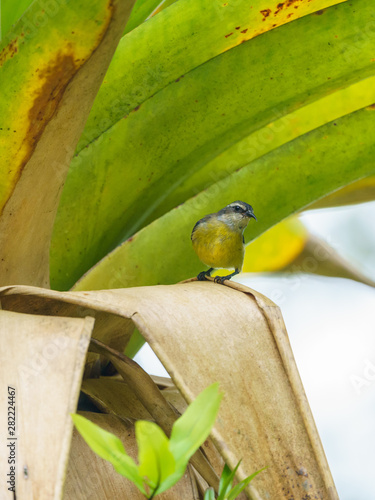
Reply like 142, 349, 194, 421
217, 461, 241, 500
226, 468, 267, 500
136, 420, 176, 494
72, 384, 223, 498
152, 383, 223, 495
71, 414, 146, 495
151, 467, 186, 496
218, 464, 232, 498
204, 487, 216, 500
169, 383, 222, 470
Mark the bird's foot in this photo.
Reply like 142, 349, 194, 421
214, 275, 229, 284
213, 269, 239, 285
197, 271, 208, 281
197, 268, 213, 281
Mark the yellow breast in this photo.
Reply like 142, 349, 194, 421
192, 218, 244, 270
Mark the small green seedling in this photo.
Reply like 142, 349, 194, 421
204, 461, 266, 500
72, 383, 222, 499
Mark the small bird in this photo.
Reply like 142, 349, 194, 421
191, 201, 257, 284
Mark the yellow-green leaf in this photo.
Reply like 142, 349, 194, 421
72, 413, 147, 494
51, 0, 373, 290
136, 420, 175, 492
73, 107, 375, 291
243, 217, 308, 273
78, 0, 347, 153
0, 0, 135, 287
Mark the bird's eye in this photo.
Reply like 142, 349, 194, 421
234, 205, 242, 212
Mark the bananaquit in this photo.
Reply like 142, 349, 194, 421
191, 201, 257, 284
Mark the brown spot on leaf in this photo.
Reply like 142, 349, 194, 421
367, 103, 375, 110
314, 9, 325, 15
274, 0, 300, 14
133, 104, 141, 112
235, 26, 241, 30
0, 1, 115, 219
28, 52, 77, 145
260, 8, 272, 18
241, 28, 248, 33
0, 38, 19, 67
274, 2, 284, 15
225, 32, 233, 38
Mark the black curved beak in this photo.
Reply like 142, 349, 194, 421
247, 210, 257, 221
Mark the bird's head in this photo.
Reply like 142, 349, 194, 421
217, 201, 257, 231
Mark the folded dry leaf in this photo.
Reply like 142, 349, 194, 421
0, 310, 93, 499
0, 280, 339, 499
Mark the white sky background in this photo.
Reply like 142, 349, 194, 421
135, 201, 375, 500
